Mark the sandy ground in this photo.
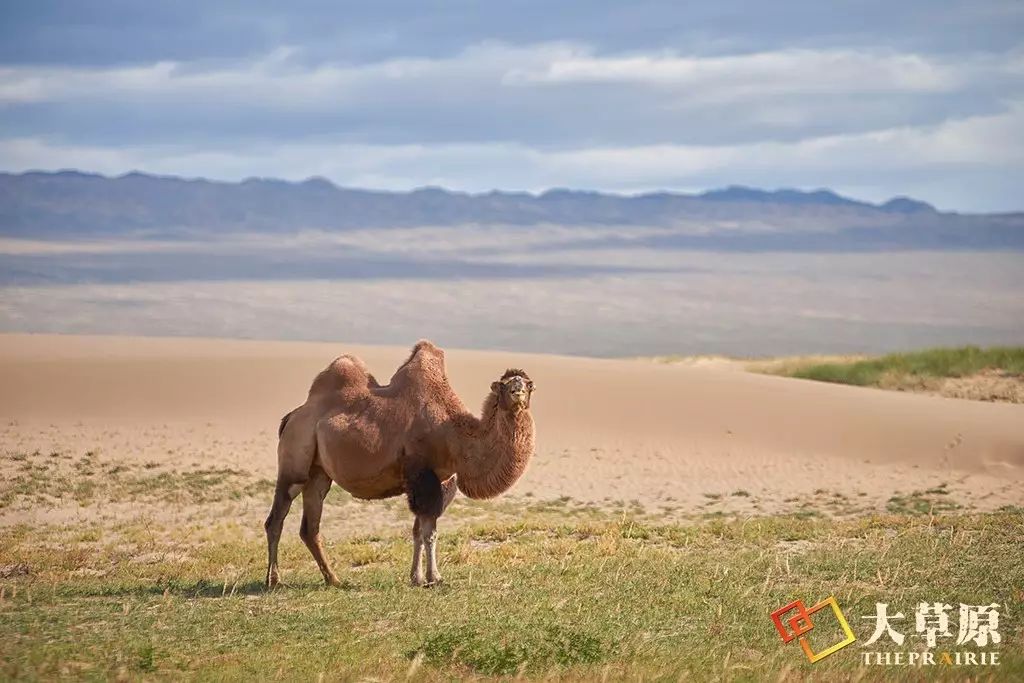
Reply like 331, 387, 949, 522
1, 334, 1022, 533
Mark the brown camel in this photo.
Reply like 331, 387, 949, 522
265, 340, 536, 588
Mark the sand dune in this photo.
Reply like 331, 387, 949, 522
2, 334, 1022, 522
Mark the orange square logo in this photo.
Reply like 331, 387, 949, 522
771, 596, 857, 663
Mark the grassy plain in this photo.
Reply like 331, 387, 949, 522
1, 449, 1021, 681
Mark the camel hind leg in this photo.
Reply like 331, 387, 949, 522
264, 479, 301, 588
265, 406, 318, 589
299, 466, 341, 587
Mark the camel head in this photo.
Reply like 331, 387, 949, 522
491, 368, 535, 412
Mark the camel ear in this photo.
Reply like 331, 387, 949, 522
491, 381, 501, 392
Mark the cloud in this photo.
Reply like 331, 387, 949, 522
505, 49, 966, 96
0, 42, 1019, 150
2, 1, 1022, 67
0, 42, 1010, 106
2, 101, 1021, 210
0, 4, 1021, 211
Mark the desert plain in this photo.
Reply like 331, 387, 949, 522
2, 333, 1022, 530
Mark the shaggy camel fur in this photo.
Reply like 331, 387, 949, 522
266, 340, 536, 587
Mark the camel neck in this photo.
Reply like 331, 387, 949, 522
454, 392, 535, 499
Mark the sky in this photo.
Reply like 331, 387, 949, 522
0, 1, 1022, 211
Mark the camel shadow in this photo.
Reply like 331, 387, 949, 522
68, 577, 361, 600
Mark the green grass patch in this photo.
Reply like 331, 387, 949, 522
886, 483, 962, 515
0, 511, 1020, 680
783, 345, 1024, 388
0, 450, 276, 508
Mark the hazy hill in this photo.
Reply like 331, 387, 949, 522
1, 170, 1021, 250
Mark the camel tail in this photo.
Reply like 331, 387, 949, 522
278, 408, 298, 439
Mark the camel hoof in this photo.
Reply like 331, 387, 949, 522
325, 575, 343, 588
424, 577, 444, 588
410, 574, 426, 587
265, 574, 280, 590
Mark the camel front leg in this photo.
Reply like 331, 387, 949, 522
420, 515, 442, 585
405, 468, 455, 587
410, 513, 441, 586
423, 475, 456, 586
410, 516, 425, 587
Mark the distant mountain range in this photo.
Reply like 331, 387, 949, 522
1, 170, 1021, 250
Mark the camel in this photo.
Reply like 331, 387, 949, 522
265, 340, 536, 588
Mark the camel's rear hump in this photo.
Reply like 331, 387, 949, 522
307, 355, 377, 399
